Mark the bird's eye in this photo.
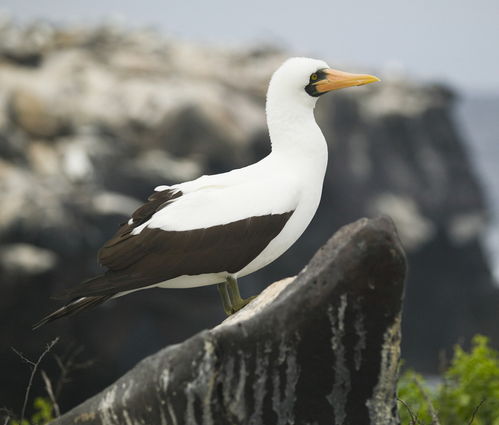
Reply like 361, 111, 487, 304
310, 73, 318, 81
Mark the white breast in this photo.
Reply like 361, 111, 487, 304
237, 142, 328, 277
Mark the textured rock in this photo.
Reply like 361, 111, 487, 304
48, 217, 406, 425
9, 89, 68, 138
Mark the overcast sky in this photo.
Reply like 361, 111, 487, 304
2, 0, 499, 95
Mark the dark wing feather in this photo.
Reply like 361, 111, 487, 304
98, 188, 182, 269
66, 211, 294, 298
33, 295, 111, 330
132, 189, 182, 225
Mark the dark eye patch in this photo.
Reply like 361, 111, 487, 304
312, 69, 328, 82
305, 68, 328, 97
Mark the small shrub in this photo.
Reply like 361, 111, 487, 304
10, 397, 54, 425
398, 335, 499, 424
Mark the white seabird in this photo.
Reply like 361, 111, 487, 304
34, 57, 379, 328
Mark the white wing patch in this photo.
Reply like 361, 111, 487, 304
131, 178, 298, 235
156, 179, 297, 231
131, 156, 300, 234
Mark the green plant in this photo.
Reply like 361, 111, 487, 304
9, 397, 54, 425
398, 369, 434, 424
398, 335, 499, 424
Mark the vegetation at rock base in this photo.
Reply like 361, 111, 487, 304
398, 335, 499, 425
9, 398, 54, 425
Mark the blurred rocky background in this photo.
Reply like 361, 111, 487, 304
1, 20, 498, 414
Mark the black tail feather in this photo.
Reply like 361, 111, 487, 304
50, 274, 109, 300
33, 295, 111, 330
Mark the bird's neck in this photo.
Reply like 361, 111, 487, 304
266, 96, 327, 161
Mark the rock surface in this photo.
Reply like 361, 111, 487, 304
48, 217, 406, 425
0, 21, 497, 413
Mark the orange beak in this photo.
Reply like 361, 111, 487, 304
314, 68, 380, 93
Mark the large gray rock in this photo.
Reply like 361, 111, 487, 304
49, 217, 406, 425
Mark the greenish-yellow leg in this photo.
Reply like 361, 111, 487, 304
217, 280, 233, 316
217, 277, 256, 316
226, 276, 256, 314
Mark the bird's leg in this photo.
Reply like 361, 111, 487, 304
226, 276, 256, 314
217, 280, 234, 316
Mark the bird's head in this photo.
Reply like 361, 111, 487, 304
267, 57, 380, 108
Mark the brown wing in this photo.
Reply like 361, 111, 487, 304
98, 188, 182, 270
67, 211, 294, 298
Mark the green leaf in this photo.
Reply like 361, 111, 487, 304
398, 335, 499, 425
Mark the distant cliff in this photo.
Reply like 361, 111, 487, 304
1, 21, 497, 413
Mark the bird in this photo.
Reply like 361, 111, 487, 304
33, 57, 379, 329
